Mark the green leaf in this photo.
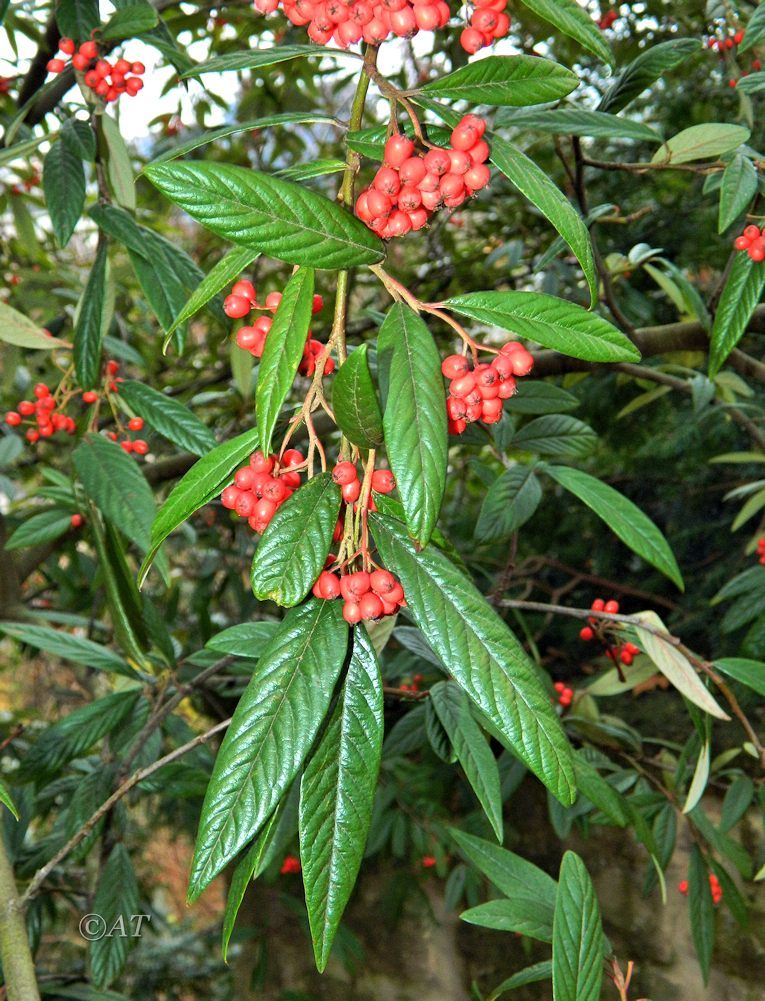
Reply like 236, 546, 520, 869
73, 434, 156, 553
740, 6, 765, 52
149, 113, 338, 165
731, 71, 765, 93
487, 141, 597, 304
99, 113, 135, 210
431, 682, 504, 841
0, 779, 18, 819
377, 304, 447, 546
90, 844, 140, 988
43, 137, 85, 247
421, 55, 578, 107
598, 39, 701, 114
139, 426, 260, 585
498, 108, 660, 143
444, 291, 637, 362
56, 0, 99, 38
101, 4, 159, 39
180, 44, 361, 78
552, 851, 603, 1001
251, 473, 342, 607
300, 625, 384, 970
206, 621, 279, 657
708, 253, 765, 377
118, 381, 216, 456
718, 155, 757, 233
4, 509, 72, 550
256, 267, 315, 456
451, 828, 556, 933
371, 514, 576, 804
516, 0, 613, 64
188, 600, 348, 900
542, 465, 683, 588
682, 741, 711, 814
74, 240, 109, 389
713, 657, 765, 696
475, 466, 542, 543
719, 776, 754, 833
62, 118, 97, 161
688, 845, 715, 984
652, 124, 749, 165
461, 899, 554, 942
486, 961, 553, 1000
163, 246, 259, 348
143, 162, 385, 269
0, 622, 135, 678
572, 755, 629, 826
278, 158, 347, 182
513, 416, 597, 457
506, 381, 579, 414
332, 344, 384, 449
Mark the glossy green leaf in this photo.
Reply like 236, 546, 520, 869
0, 779, 18, 819
475, 465, 542, 543
4, 509, 72, 550
90, 844, 140, 988
62, 118, 96, 161
74, 239, 109, 389
513, 416, 597, 457
689, 845, 715, 983
718, 155, 757, 233
139, 426, 260, 585
598, 39, 701, 114
256, 267, 315, 456
188, 600, 348, 900
144, 162, 385, 269
708, 253, 765, 377
486, 141, 597, 304
371, 514, 576, 804
118, 381, 216, 456
431, 682, 504, 841
73, 434, 155, 553
462, 898, 554, 942
572, 755, 629, 826
251, 473, 342, 607
56, 0, 99, 38
486, 961, 553, 1000
101, 4, 158, 40
100, 113, 135, 210
498, 107, 660, 143
278, 158, 347, 182
652, 124, 749, 165
552, 851, 604, 1001
332, 344, 384, 449
164, 246, 259, 348
0, 621, 135, 678
43, 137, 85, 247
543, 465, 683, 588
180, 44, 361, 78
714, 657, 765, 696
444, 290, 638, 361
300, 625, 384, 970
506, 381, 579, 414
377, 304, 447, 546
422, 55, 578, 107
516, 0, 613, 64
206, 622, 280, 657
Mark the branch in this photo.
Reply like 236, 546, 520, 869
0, 835, 41, 1000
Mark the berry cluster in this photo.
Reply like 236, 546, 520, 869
399, 672, 424, 692
224, 278, 332, 376
280, 855, 301, 875
757, 538, 765, 564
553, 681, 574, 708
253, 0, 508, 53
442, 341, 533, 434
579, 598, 639, 665
47, 39, 145, 102
313, 565, 406, 623
734, 225, 765, 262
355, 119, 490, 240
330, 459, 395, 506
597, 9, 617, 30
220, 449, 305, 534
460, 0, 511, 55
678, 873, 723, 905
5, 383, 76, 443
707, 27, 745, 51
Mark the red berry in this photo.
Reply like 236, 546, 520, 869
5, 412, 22, 426
579, 626, 594, 641
591, 598, 605, 611
72, 53, 90, 71
132, 439, 149, 455
604, 599, 620, 614
371, 469, 395, 494
359, 592, 384, 620
342, 479, 361, 503
70, 513, 83, 527
332, 460, 358, 485
79, 41, 98, 59
343, 599, 362, 624
128, 416, 144, 431
281, 449, 305, 468
60, 37, 75, 54
460, 27, 485, 53
47, 58, 66, 74
82, 390, 98, 404
131, 62, 146, 75
224, 294, 251, 318
221, 485, 241, 509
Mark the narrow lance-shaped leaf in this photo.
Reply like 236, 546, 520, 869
421, 55, 579, 107
370, 514, 576, 804
651, 124, 750, 166
100, 112, 136, 210
4, 509, 73, 551
43, 136, 85, 247
0, 301, 70, 350
118, 380, 216, 456
444, 290, 639, 362
0, 779, 18, 820
542, 464, 684, 589
90, 844, 140, 988
188, 600, 349, 901
708, 253, 765, 377
74, 239, 109, 389
598, 39, 701, 114
256, 267, 314, 456
251, 473, 342, 607
516, 0, 614, 65
475, 466, 542, 543
0, 621, 135, 678
688, 845, 715, 984
139, 426, 261, 585
144, 162, 385, 269
497, 107, 661, 143
552, 851, 604, 1001
487, 139, 597, 305
377, 304, 447, 546
300, 625, 384, 970
332, 344, 384, 449
180, 44, 362, 78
